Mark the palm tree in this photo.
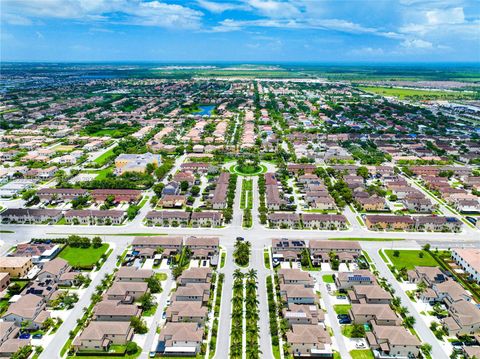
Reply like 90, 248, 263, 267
398, 306, 409, 316
233, 269, 244, 281
417, 281, 427, 294
404, 315, 416, 328
392, 296, 401, 308
247, 268, 257, 281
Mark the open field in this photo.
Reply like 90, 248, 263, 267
93, 148, 116, 166
359, 86, 478, 100
51, 144, 76, 152
384, 249, 437, 270
58, 244, 109, 269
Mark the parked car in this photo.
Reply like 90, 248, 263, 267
162, 312, 166, 319
166, 299, 171, 306
337, 295, 347, 299
339, 318, 352, 324
32, 334, 43, 339
337, 314, 349, 319
19, 333, 30, 339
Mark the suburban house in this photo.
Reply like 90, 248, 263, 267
0, 322, 30, 358
184, 236, 219, 259
442, 300, 480, 336
190, 211, 223, 227
348, 284, 392, 304
271, 238, 306, 262
178, 267, 213, 285
64, 209, 125, 225
366, 322, 421, 358
37, 188, 88, 202
349, 304, 401, 326
0, 208, 63, 224
210, 172, 230, 209
451, 248, 480, 283
72, 321, 134, 352
165, 302, 207, 324
335, 270, 377, 290
37, 258, 71, 282
278, 269, 314, 287
301, 214, 348, 230
286, 324, 332, 357
173, 283, 210, 304
93, 301, 141, 322
131, 236, 183, 258
91, 189, 142, 203
309, 240, 361, 265
145, 211, 190, 226
282, 304, 324, 326
0, 257, 33, 278
157, 322, 204, 356
280, 284, 317, 305
268, 213, 301, 228
365, 215, 415, 231
105, 281, 149, 302
2, 294, 50, 330
0, 273, 10, 291
115, 267, 153, 282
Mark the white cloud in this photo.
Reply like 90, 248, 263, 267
401, 38, 433, 48
426, 7, 465, 25
246, 0, 301, 18
211, 17, 403, 40
350, 47, 385, 56
196, 0, 246, 13
1, 0, 203, 29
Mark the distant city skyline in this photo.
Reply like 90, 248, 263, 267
1, 0, 479, 62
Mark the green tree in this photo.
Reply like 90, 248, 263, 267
92, 236, 102, 248
139, 292, 154, 311
130, 317, 148, 334
146, 276, 162, 294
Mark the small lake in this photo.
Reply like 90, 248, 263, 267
197, 105, 215, 116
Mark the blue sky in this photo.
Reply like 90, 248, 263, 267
1, 0, 479, 62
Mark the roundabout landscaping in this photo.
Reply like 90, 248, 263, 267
229, 163, 267, 176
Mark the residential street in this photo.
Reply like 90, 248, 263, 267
366, 247, 449, 359
38, 241, 125, 359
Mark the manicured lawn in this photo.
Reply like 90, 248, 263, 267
83, 166, 113, 180
350, 349, 374, 359
334, 304, 352, 315
264, 249, 271, 269
58, 244, 109, 269
384, 249, 436, 270
322, 274, 335, 283
93, 148, 116, 166
156, 273, 167, 281
220, 252, 226, 269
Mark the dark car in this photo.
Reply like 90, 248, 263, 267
19, 333, 30, 339
337, 314, 349, 319
32, 334, 43, 339
339, 318, 352, 324
236, 237, 244, 241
